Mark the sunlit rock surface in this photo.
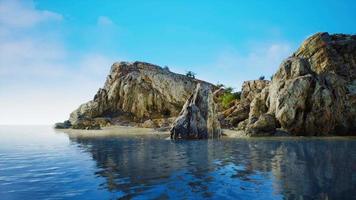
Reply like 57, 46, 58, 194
221, 80, 270, 128
68, 61, 213, 128
170, 83, 221, 139
233, 32, 356, 136
60, 32, 356, 136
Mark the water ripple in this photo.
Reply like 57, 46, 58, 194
0, 126, 355, 200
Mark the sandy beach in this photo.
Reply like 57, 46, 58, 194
55, 125, 249, 139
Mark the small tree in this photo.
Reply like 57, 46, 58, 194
186, 71, 196, 79
233, 91, 241, 99
224, 87, 233, 93
219, 86, 241, 108
259, 75, 265, 80
163, 66, 170, 71
216, 83, 225, 88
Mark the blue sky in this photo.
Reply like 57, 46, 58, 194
0, 0, 355, 124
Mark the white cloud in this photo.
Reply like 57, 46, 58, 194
0, 0, 62, 28
215, 43, 292, 72
0, 53, 114, 125
97, 16, 114, 26
195, 42, 293, 91
0, 38, 67, 77
0, 0, 292, 124
0, 0, 117, 125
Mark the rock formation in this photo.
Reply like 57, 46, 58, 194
241, 80, 270, 102
66, 61, 213, 129
234, 32, 356, 136
220, 80, 270, 127
170, 83, 221, 139
58, 32, 355, 137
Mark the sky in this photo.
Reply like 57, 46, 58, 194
0, 0, 355, 125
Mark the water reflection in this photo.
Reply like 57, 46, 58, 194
69, 135, 356, 199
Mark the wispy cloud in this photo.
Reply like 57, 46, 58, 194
0, 0, 294, 124
215, 43, 292, 72
0, 0, 117, 124
0, 0, 62, 28
97, 16, 114, 26
194, 42, 293, 91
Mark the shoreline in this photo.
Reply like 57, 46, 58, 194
54, 125, 356, 139
56, 125, 170, 138
55, 125, 248, 138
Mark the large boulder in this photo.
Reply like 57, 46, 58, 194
170, 84, 221, 139
54, 120, 71, 129
245, 32, 356, 136
246, 113, 277, 136
68, 61, 213, 128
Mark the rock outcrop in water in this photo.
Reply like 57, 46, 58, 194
170, 83, 221, 139
58, 32, 355, 137
66, 61, 214, 130
230, 32, 356, 136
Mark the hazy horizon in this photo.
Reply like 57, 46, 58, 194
1, 0, 355, 125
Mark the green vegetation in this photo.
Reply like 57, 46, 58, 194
219, 86, 241, 108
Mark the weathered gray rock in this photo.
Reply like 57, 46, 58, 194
224, 101, 250, 126
70, 117, 111, 130
248, 87, 269, 123
59, 32, 356, 136
246, 32, 356, 136
241, 80, 270, 102
170, 84, 221, 139
68, 61, 213, 128
246, 113, 277, 136
221, 80, 270, 128
54, 120, 71, 129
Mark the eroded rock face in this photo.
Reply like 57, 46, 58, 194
58, 32, 355, 136
68, 62, 213, 127
54, 120, 71, 129
241, 80, 270, 102
221, 80, 270, 127
71, 118, 111, 130
246, 114, 277, 136
170, 84, 221, 139
245, 32, 356, 136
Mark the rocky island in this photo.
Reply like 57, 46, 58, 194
56, 32, 356, 138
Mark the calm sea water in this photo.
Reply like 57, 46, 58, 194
0, 126, 355, 200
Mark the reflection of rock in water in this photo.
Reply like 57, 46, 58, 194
69, 136, 355, 199
239, 140, 356, 200
68, 136, 218, 198
278, 141, 355, 200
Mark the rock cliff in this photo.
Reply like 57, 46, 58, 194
234, 32, 356, 136
58, 32, 356, 137
67, 61, 214, 128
